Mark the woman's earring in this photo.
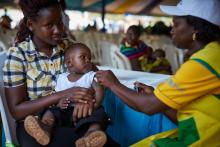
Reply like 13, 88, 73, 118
192, 33, 196, 41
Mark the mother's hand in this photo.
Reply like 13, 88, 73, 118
61, 87, 95, 104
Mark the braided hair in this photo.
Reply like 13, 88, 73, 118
16, 0, 60, 43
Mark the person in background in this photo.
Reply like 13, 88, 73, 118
120, 25, 153, 71
24, 43, 108, 146
0, 8, 12, 32
96, 0, 220, 146
141, 49, 172, 74
59, 0, 76, 41
3, 0, 118, 146
0, 8, 16, 50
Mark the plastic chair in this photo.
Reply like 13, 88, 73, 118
110, 44, 132, 70
0, 41, 6, 51
163, 44, 180, 73
0, 51, 18, 146
99, 41, 114, 67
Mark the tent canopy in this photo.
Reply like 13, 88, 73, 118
0, 0, 178, 16
66, 0, 178, 16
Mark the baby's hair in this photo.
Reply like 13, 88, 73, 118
64, 42, 90, 58
16, 0, 60, 43
154, 49, 166, 57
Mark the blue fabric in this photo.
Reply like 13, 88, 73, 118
2, 128, 6, 147
103, 89, 177, 147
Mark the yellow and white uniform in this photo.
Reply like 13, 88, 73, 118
132, 41, 220, 147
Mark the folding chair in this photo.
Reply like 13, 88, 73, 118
0, 51, 18, 146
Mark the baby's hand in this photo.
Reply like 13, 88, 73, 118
72, 103, 93, 123
57, 98, 70, 109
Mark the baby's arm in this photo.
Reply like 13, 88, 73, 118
92, 79, 104, 109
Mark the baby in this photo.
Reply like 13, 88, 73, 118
24, 43, 108, 147
141, 49, 172, 74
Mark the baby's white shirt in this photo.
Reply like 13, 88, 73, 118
55, 71, 96, 92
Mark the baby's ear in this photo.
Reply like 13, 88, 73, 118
26, 19, 34, 32
65, 57, 72, 67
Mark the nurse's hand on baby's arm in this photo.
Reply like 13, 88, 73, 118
95, 70, 120, 88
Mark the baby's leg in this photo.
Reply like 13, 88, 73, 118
75, 107, 108, 147
85, 123, 102, 135
24, 110, 56, 145
75, 123, 107, 147
41, 110, 56, 127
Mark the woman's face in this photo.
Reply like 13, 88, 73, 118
126, 28, 139, 46
171, 16, 194, 49
29, 5, 64, 46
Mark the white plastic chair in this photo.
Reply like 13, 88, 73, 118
176, 49, 186, 66
0, 51, 18, 146
0, 41, 7, 51
110, 44, 132, 70
163, 44, 180, 73
99, 41, 114, 67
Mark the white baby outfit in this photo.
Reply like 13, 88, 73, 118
55, 71, 96, 91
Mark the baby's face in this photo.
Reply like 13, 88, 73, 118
151, 51, 164, 60
68, 47, 93, 74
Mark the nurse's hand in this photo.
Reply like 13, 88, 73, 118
133, 81, 154, 94
95, 70, 120, 88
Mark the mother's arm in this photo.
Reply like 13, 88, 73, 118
5, 85, 95, 120
5, 85, 60, 120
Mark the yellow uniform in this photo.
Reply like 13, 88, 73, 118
132, 41, 220, 147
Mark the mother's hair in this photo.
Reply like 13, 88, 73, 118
182, 15, 220, 45
16, 0, 60, 43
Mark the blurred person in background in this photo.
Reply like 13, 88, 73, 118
120, 25, 153, 71
140, 49, 172, 74
0, 8, 16, 50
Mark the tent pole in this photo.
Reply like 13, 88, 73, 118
101, 0, 106, 32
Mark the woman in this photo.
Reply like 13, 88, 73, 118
96, 0, 220, 146
3, 0, 117, 146
120, 25, 153, 71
